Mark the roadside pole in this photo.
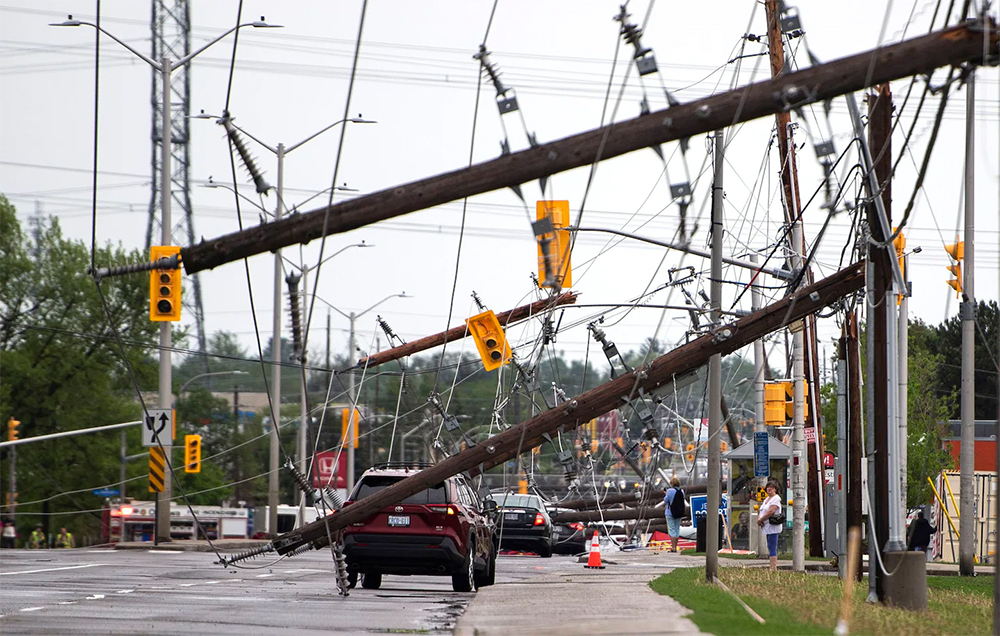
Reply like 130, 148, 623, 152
959, 68, 976, 576
705, 127, 724, 581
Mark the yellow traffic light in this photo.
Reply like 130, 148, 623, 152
685, 443, 695, 462
535, 200, 572, 289
184, 434, 202, 473
945, 241, 964, 298
7, 417, 20, 441
341, 407, 359, 449
466, 310, 512, 372
149, 245, 182, 321
721, 441, 728, 453
664, 437, 672, 450
764, 382, 785, 426
783, 380, 808, 421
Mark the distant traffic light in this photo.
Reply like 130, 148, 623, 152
149, 245, 182, 321
7, 417, 20, 441
341, 408, 359, 449
535, 200, 572, 290
184, 434, 202, 474
945, 241, 964, 298
685, 443, 695, 462
466, 310, 512, 372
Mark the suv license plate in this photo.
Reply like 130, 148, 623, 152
504, 512, 519, 521
388, 515, 410, 527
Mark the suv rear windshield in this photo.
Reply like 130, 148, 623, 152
354, 475, 448, 504
495, 494, 543, 509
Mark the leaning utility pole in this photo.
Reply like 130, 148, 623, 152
256, 264, 865, 559
705, 128, 724, 581
959, 67, 976, 577
179, 21, 998, 276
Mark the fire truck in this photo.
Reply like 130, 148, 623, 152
101, 501, 250, 543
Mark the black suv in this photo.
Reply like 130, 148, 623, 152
342, 464, 497, 592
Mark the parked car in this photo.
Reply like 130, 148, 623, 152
493, 493, 553, 557
548, 507, 588, 555
341, 464, 497, 592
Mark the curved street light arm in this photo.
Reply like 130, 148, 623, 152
50, 19, 159, 69
286, 117, 377, 154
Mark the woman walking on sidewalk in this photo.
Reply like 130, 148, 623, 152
757, 480, 783, 571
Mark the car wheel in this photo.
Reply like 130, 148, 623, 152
360, 572, 381, 590
346, 571, 358, 589
452, 537, 476, 593
538, 540, 552, 558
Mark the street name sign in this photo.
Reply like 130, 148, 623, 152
92, 488, 120, 497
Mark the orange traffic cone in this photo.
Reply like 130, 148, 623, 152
584, 530, 605, 569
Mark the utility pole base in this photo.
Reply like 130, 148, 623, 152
882, 551, 927, 611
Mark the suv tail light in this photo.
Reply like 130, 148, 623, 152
534, 512, 545, 526
568, 522, 584, 531
427, 504, 457, 516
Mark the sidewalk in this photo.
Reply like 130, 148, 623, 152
454, 550, 709, 636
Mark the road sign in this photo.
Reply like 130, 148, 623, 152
149, 447, 166, 492
142, 409, 174, 447
754, 431, 769, 478
92, 488, 120, 497
804, 425, 816, 445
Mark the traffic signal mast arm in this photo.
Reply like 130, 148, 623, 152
267, 261, 865, 557
181, 21, 997, 275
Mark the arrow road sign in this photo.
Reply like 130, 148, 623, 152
141, 409, 174, 447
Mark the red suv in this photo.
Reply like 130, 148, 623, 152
342, 464, 497, 592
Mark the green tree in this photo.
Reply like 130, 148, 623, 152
929, 300, 999, 419
0, 196, 158, 542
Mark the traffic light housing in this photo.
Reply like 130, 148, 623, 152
535, 200, 572, 289
783, 380, 808, 420
764, 383, 785, 426
184, 434, 202, 473
341, 408, 359, 449
466, 310, 512, 372
149, 245, 182, 321
945, 241, 964, 298
685, 443, 695, 462
7, 417, 20, 441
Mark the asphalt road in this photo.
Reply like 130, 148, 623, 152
0, 547, 587, 635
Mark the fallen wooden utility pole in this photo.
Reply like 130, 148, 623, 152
552, 508, 670, 523
182, 21, 996, 275
355, 292, 578, 368
268, 262, 864, 556
558, 483, 709, 511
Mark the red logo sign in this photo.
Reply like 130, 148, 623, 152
823, 451, 835, 468
311, 451, 347, 489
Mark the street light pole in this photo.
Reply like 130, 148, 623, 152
194, 115, 373, 536
325, 293, 408, 492
52, 15, 280, 543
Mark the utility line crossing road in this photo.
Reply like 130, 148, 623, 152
0, 547, 706, 634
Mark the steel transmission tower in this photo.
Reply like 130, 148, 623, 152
146, 0, 207, 360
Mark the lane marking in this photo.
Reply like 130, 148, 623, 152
116, 589, 134, 594
255, 573, 273, 578
178, 583, 198, 587
57, 601, 78, 605
20, 607, 44, 612
86, 594, 105, 600
0, 563, 107, 577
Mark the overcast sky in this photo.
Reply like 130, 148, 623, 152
2, 1, 998, 384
